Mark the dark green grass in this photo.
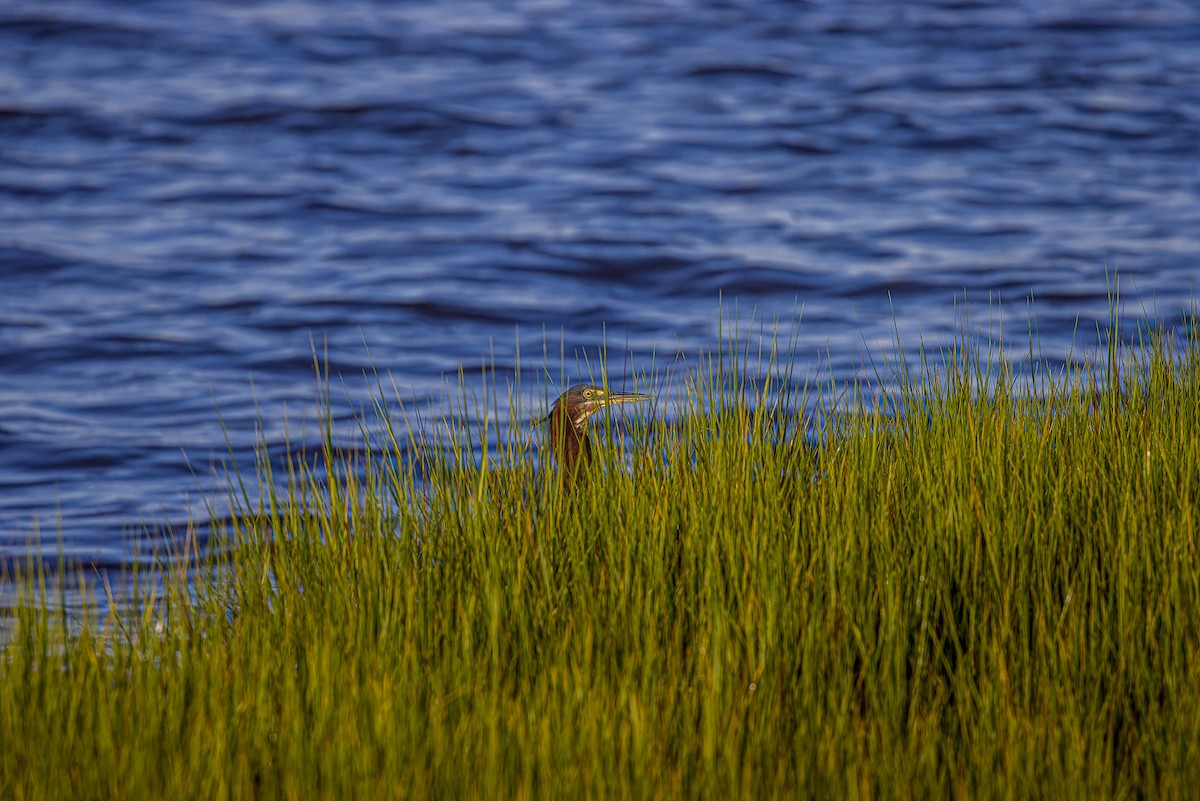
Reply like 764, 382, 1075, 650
2, 315, 1199, 799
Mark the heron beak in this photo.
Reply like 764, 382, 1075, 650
601, 390, 652, 406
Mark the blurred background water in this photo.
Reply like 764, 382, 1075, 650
2, 0, 1199, 573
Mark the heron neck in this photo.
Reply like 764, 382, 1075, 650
550, 406, 592, 479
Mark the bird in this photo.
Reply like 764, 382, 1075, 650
538, 384, 651, 481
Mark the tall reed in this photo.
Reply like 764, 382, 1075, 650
2, 307, 1198, 799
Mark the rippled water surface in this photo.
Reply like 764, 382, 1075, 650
2, 0, 1199, 566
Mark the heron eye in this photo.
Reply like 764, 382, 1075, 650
584, 389, 595, 399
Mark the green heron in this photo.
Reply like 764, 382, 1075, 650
539, 384, 651, 480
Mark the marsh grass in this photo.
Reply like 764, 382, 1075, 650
2, 308, 1200, 799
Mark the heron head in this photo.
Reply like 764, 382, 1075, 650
553, 384, 651, 433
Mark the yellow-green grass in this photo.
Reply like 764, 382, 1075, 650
2, 312, 1199, 799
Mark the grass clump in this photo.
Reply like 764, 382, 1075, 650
2, 312, 1200, 799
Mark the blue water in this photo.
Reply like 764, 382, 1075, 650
2, 0, 1199, 568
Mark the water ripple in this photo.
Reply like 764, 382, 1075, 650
1, 0, 1198, 562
